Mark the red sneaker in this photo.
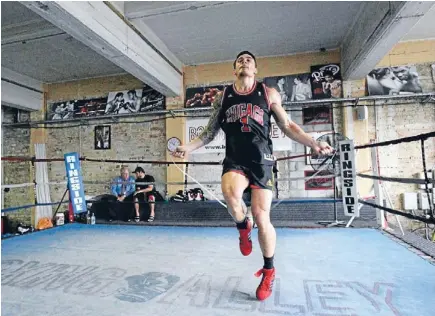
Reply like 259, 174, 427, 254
254, 267, 275, 301
237, 219, 252, 256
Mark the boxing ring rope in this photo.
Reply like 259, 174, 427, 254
357, 174, 435, 185
2, 132, 434, 234
1, 201, 70, 213
353, 131, 435, 236
354, 131, 435, 149
1, 149, 338, 214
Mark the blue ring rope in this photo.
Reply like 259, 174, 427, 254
1, 201, 69, 213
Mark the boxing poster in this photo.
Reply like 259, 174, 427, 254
304, 170, 334, 190
310, 64, 343, 99
140, 84, 166, 112
302, 104, 332, 125
184, 85, 225, 108
75, 98, 107, 118
367, 65, 423, 96
47, 99, 81, 120
264, 73, 312, 104
105, 89, 143, 114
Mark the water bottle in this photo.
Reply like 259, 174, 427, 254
86, 211, 91, 224
91, 213, 96, 225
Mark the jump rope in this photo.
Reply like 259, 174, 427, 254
169, 151, 337, 212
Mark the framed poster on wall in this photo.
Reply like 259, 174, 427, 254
367, 65, 423, 96
264, 73, 312, 103
304, 170, 334, 190
310, 64, 343, 99
184, 85, 225, 108
302, 104, 332, 125
95, 125, 111, 150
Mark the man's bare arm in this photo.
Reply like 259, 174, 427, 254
267, 86, 333, 155
183, 92, 223, 152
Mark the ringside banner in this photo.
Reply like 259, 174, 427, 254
64, 152, 87, 214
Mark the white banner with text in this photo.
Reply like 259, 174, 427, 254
185, 116, 292, 154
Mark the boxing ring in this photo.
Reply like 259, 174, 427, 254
2, 225, 435, 316
2, 103, 435, 315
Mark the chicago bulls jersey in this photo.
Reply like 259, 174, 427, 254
218, 81, 275, 166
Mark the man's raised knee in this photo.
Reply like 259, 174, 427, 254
222, 186, 243, 201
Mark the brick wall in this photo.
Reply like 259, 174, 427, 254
44, 74, 167, 204
2, 41, 434, 224
353, 62, 435, 215
2, 106, 33, 224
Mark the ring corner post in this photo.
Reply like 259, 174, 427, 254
370, 145, 386, 229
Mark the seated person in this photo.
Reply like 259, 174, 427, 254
133, 166, 157, 222
108, 166, 136, 221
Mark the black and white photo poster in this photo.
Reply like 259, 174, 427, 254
105, 89, 143, 114
367, 65, 423, 96
48, 100, 79, 120
141, 85, 166, 112
264, 74, 312, 103
95, 125, 111, 150
310, 64, 343, 99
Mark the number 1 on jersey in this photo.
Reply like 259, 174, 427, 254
240, 116, 251, 132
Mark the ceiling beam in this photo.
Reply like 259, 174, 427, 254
21, 1, 182, 97
106, 1, 183, 72
124, 1, 231, 20
341, 1, 435, 80
1, 19, 65, 45
1, 67, 43, 111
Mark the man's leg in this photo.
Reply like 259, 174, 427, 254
251, 188, 276, 301
242, 188, 254, 227
106, 195, 118, 221
134, 197, 140, 217
221, 170, 251, 255
123, 194, 134, 222
147, 194, 156, 222
134, 197, 140, 222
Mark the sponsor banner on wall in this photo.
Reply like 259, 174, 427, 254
185, 117, 292, 154
186, 118, 226, 154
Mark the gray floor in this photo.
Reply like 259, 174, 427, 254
2, 224, 435, 316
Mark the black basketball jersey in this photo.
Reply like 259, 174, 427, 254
218, 81, 275, 166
